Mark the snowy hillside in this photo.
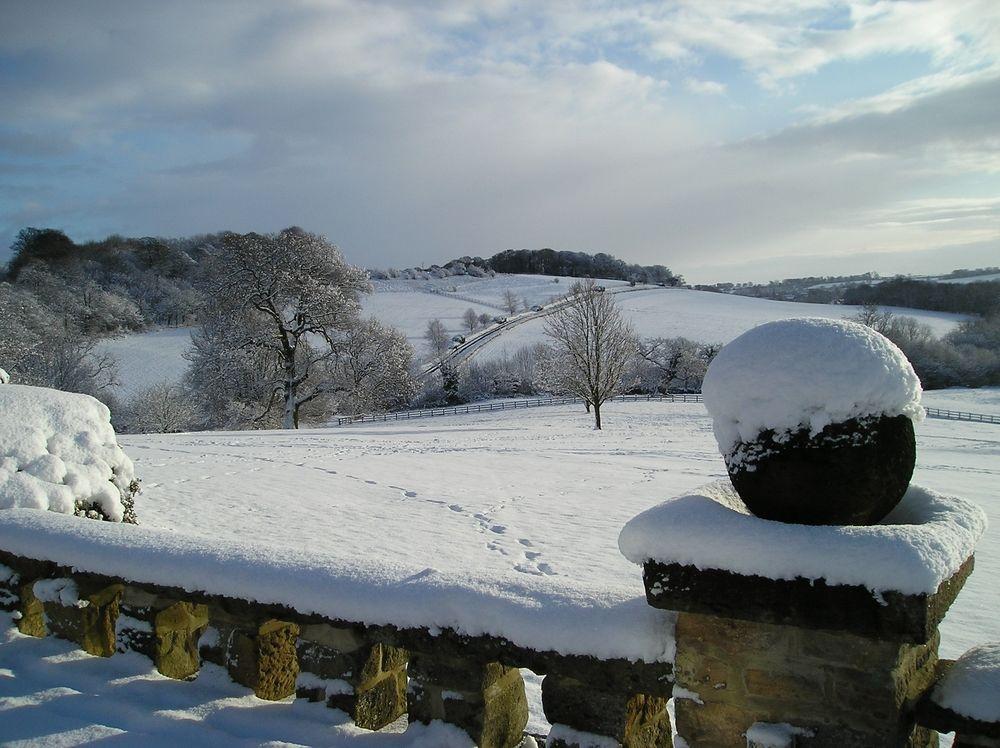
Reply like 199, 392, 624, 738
99, 275, 971, 394
463, 285, 967, 363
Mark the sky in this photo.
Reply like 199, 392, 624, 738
0, 1, 998, 284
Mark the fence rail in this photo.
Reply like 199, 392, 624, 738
923, 406, 1000, 424
335, 394, 999, 427
333, 393, 703, 426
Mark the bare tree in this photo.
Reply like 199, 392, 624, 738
199, 228, 370, 429
425, 318, 449, 358
462, 307, 479, 333
116, 382, 198, 434
853, 302, 894, 334
501, 289, 520, 315
543, 280, 635, 429
636, 337, 714, 393
478, 312, 492, 328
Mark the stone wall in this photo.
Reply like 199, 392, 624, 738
0, 550, 674, 748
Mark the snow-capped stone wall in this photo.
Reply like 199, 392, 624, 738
0, 384, 137, 522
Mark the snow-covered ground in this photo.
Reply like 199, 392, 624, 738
0, 400, 997, 744
360, 292, 496, 359
98, 327, 194, 397
935, 272, 1000, 284
97, 276, 971, 389
922, 387, 1000, 417
467, 287, 968, 363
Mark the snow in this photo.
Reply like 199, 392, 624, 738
923, 387, 1000, 417
97, 327, 195, 397
701, 318, 923, 455
298, 671, 354, 697
0, 385, 135, 522
32, 578, 87, 608
469, 286, 969, 363
360, 291, 496, 358
745, 722, 815, 746
932, 642, 1000, 723
0, 611, 476, 747
546, 724, 619, 748
619, 480, 985, 595
0, 399, 993, 660
936, 272, 1000, 284
100, 278, 971, 386
0, 367, 9, 384
0, 562, 16, 582
0, 398, 998, 744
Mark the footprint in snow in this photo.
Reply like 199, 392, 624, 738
513, 563, 543, 576
537, 563, 556, 575
449, 504, 463, 513
524, 551, 542, 560
518, 539, 534, 548
404, 490, 418, 498
364, 480, 377, 485
490, 525, 507, 534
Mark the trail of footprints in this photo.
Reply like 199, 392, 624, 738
136, 444, 555, 576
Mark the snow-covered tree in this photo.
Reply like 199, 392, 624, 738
198, 228, 370, 429
325, 318, 417, 414
116, 382, 198, 434
543, 280, 635, 429
462, 307, 479, 333
501, 289, 520, 315
635, 337, 715, 393
425, 318, 449, 358
0, 282, 119, 398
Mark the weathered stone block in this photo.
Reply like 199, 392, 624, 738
409, 656, 528, 748
541, 672, 672, 746
37, 581, 123, 657
332, 641, 409, 730
155, 601, 209, 680
227, 619, 300, 700
644, 556, 973, 644
16, 581, 46, 638
673, 612, 940, 747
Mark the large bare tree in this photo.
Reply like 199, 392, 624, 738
543, 280, 634, 429
200, 228, 371, 429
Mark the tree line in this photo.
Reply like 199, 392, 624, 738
2, 227, 417, 432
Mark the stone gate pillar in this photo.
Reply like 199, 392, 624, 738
619, 319, 987, 747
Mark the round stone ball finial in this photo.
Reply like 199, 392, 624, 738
702, 318, 924, 526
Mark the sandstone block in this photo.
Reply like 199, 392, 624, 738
228, 619, 300, 700
155, 601, 209, 680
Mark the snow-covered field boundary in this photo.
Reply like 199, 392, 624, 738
332, 393, 1000, 428
333, 393, 703, 425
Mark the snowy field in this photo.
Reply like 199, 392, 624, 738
923, 387, 1000, 417
98, 327, 194, 397
360, 292, 496, 358
0, 400, 997, 745
98, 276, 971, 389
468, 287, 969, 363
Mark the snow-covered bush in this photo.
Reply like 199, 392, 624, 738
0, 384, 138, 523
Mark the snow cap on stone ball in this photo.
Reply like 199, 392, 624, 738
702, 317, 923, 457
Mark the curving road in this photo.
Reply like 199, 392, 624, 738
419, 284, 667, 380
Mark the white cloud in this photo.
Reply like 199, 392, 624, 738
1, 0, 998, 278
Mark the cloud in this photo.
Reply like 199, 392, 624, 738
0, 1, 998, 277
684, 78, 727, 96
